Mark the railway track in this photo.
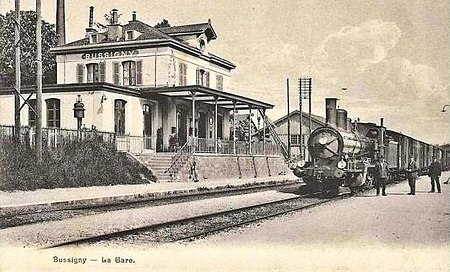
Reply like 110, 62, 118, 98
1, 181, 301, 229
45, 192, 350, 248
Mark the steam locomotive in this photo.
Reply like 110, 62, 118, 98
292, 98, 449, 196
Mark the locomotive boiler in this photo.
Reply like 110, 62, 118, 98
293, 98, 381, 195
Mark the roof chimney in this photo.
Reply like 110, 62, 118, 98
106, 9, 122, 41
88, 6, 94, 28
56, 0, 66, 45
111, 9, 119, 25
132, 11, 137, 21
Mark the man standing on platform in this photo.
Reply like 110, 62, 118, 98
375, 155, 389, 196
428, 157, 442, 193
406, 157, 418, 195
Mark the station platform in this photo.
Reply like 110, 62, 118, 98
0, 174, 299, 215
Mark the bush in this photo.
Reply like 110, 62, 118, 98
0, 138, 155, 191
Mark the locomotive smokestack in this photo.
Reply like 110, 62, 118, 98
56, 0, 66, 45
336, 108, 348, 130
88, 6, 94, 28
325, 98, 338, 127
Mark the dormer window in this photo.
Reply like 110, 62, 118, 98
199, 39, 206, 51
126, 30, 134, 40
90, 34, 98, 44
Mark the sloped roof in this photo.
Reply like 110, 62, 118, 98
159, 21, 217, 41
52, 18, 235, 70
63, 37, 89, 47
123, 20, 174, 40
273, 110, 326, 126
60, 20, 174, 47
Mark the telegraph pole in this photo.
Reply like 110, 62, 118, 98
308, 80, 312, 136
36, 0, 43, 161
14, 0, 21, 141
287, 78, 291, 158
298, 80, 302, 158
298, 78, 312, 159
308, 79, 312, 161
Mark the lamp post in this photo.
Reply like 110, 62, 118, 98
73, 95, 85, 131
442, 105, 450, 112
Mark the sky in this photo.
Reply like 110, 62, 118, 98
1, 0, 449, 144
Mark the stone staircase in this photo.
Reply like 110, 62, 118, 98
135, 153, 177, 182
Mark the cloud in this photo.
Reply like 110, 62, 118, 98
306, 20, 448, 143
311, 20, 401, 87
228, 18, 448, 143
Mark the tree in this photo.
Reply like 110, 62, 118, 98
230, 117, 257, 141
0, 10, 57, 87
154, 19, 171, 28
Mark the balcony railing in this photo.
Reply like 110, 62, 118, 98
116, 135, 155, 154
189, 137, 281, 156
0, 125, 115, 149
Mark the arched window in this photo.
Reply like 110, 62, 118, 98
114, 99, 127, 135
46, 98, 60, 128
86, 63, 99, 83
28, 99, 37, 127
196, 68, 210, 87
122, 61, 136, 86
199, 39, 206, 51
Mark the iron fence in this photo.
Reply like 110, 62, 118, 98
0, 125, 115, 149
116, 135, 155, 154
190, 137, 281, 156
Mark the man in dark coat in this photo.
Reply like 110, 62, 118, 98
406, 157, 418, 195
428, 157, 442, 193
375, 155, 389, 196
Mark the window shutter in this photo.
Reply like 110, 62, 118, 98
196, 69, 200, 85
179, 63, 185, 86
136, 60, 142, 85
216, 75, 223, 91
77, 64, 84, 83
99, 62, 106, 82
205, 72, 210, 87
113, 62, 120, 85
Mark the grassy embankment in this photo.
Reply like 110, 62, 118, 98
0, 138, 155, 191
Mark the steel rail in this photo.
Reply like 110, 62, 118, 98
1, 181, 301, 220
44, 192, 349, 249
172, 193, 349, 243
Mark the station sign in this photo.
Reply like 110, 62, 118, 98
81, 49, 139, 60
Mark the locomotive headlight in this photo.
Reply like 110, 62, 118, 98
337, 160, 347, 169
297, 159, 306, 168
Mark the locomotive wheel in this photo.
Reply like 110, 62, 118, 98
323, 182, 340, 197
318, 181, 340, 198
301, 177, 321, 194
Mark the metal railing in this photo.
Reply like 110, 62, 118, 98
190, 137, 281, 156
0, 125, 115, 149
258, 108, 290, 161
164, 140, 191, 182
116, 135, 155, 154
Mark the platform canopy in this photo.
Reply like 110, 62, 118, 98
141, 85, 273, 110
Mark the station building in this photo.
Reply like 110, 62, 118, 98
0, 8, 273, 151
271, 110, 325, 159
0, 8, 289, 182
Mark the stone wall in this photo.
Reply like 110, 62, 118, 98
188, 154, 289, 182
